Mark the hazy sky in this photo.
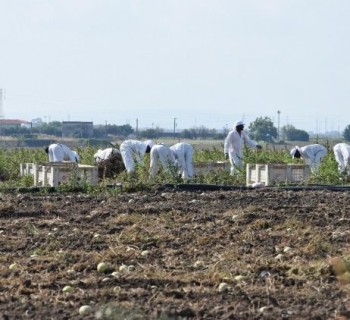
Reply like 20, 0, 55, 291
0, 0, 349, 133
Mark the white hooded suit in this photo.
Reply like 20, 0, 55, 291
94, 148, 120, 163
290, 144, 327, 171
47, 143, 79, 162
120, 140, 155, 173
333, 143, 350, 175
224, 124, 258, 175
149, 144, 176, 178
170, 143, 194, 179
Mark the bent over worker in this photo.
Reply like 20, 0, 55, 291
290, 144, 327, 172
224, 121, 261, 175
120, 139, 155, 174
94, 148, 120, 163
170, 142, 194, 179
45, 143, 80, 162
149, 143, 176, 178
333, 143, 350, 176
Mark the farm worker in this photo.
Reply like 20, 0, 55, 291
120, 139, 155, 174
290, 144, 327, 172
45, 143, 80, 162
333, 143, 350, 175
170, 142, 194, 179
94, 148, 120, 163
149, 143, 176, 178
224, 120, 262, 175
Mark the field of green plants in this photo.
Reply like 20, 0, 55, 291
0, 140, 347, 191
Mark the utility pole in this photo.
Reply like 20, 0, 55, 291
277, 110, 281, 141
135, 118, 138, 138
173, 117, 177, 140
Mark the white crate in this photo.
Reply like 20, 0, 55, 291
194, 161, 230, 175
20, 162, 98, 187
246, 163, 310, 186
20, 163, 35, 176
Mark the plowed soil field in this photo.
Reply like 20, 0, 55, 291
1, 187, 350, 319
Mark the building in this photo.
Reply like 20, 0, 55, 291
0, 119, 31, 129
62, 121, 94, 138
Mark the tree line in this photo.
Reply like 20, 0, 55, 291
2, 118, 350, 142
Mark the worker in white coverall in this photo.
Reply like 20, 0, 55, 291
45, 143, 80, 162
149, 144, 176, 178
94, 148, 120, 163
224, 121, 261, 175
120, 139, 155, 174
290, 144, 327, 172
333, 143, 350, 175
170, 142, 194, 179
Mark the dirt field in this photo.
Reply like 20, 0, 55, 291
1, 186, 350, 319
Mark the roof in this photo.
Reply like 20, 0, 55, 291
0, 119, 31, 125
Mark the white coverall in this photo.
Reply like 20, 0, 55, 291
120, 140, 154, 174
94, 148, 120, 163
224, 130, 258, 175
170, 143, 194, 179
48, 143, 79, 162
149, 144, 176, 178
291, 144, 327, 172
333, 143, 350, 175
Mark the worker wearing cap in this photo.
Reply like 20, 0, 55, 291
149, 143, 176, 178
170, 142, 194, 179
45, 143, 80, 162
290, 144, 327, 172
120, 139, 155, 174
224, 120, 261, 175
333, 143, 350, 175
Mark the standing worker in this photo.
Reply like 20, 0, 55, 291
120, 139, 155, 174
333, 143, 350, 176
45, 143, 80, 162
170, 142, 194, 179
224, 121, 261, 175
290, 144, 327, 172
149, 143, 176, 178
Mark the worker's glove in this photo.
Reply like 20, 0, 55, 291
256, 145, 262, 150
224, 153, 229, 160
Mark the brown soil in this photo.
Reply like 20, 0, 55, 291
1, 187, 350, 319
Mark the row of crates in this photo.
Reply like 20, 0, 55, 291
19, 161, 310, 187
20, 162, 98, 187
193, 162, 310, 186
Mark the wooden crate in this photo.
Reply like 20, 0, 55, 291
20, 162, 98, 187
246, 163, 310, 186
194, 161, 230, 175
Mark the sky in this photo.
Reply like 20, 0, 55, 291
0, 0, 349, 133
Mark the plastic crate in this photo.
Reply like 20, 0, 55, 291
21, 162, 98, 187
20, 163, 35, 176
194, 161, 230, 175
246, 163, 310, 186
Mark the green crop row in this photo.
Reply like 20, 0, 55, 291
0, 143, 347, 192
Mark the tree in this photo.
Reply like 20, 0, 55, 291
281, 124, 309, 141
343, 125, 350, 141
140, 127, 163, 139
248, 117, 278, 142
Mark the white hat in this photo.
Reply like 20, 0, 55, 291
145, 140, 155, 149
233, 120, 245, 128
290, 147, 298, 158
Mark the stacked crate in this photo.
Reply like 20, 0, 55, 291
20, 162, 98, 187
246, 163, 310, 186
